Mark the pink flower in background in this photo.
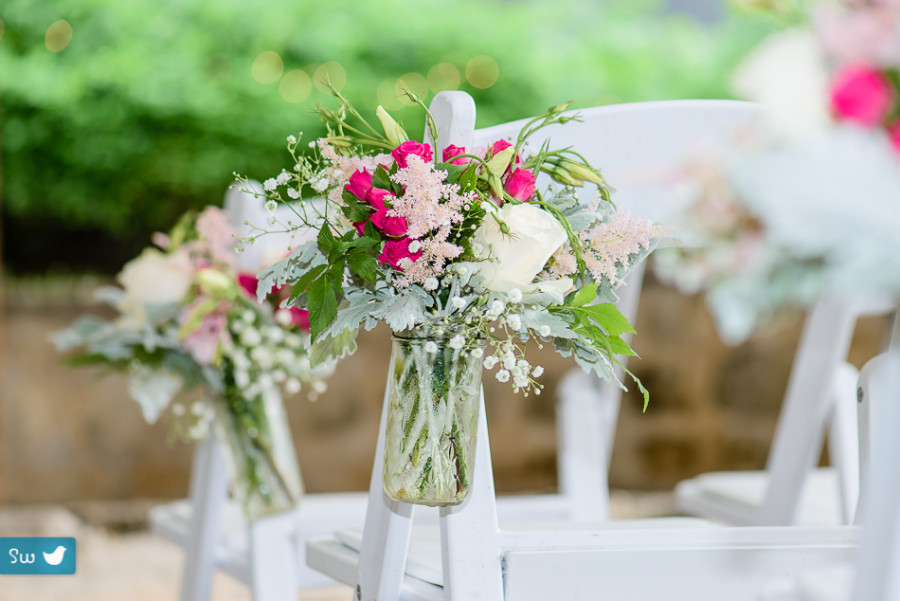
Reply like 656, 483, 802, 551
378, 237, 422, 270
237, 273, 258, 298
288, 307, 310, 332
180, 300, 229, 365
443, 145, 467, 165
830, 65, 893, 126
344, 169, 373, 200
391, 141, 433, 168
504, 168, 536, 201
888, 121, 900, 154
194, 207, 238, 267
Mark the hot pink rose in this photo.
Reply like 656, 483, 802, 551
372, 208, 409, 236
504, 168, 536, 202
888, 122, 900, 155
443, 144, 467, 165
830, 65, 893, 126
344, 169, 373, 200
353, 220, 368, 237
378, 238, 422, 271
391, 141, 433, 168
366, 187, 392, 209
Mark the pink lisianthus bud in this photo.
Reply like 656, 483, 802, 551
443, 144, 467, 165
344, 169, 373, 200
391, 141, 433, 168
504, 168, 536, 202
237, 273, 259, 298
378, 237, 422, 271
366, 187, 392, 209
830, 65, 893, 126
489, 140, 512, 155
372, 207, 409, 236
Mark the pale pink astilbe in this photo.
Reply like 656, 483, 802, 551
184, 207, 239, 269
548, 248, 578, 278
318, 140, 392, 205
389, 155, 475, 286
582, 211, 653, 286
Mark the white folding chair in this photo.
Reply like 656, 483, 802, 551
305, 92, 864, 601
148, 183, 370, 600
758, 310, 900, 601
675, 294, 895, 527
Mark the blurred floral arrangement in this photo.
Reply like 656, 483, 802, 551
55, 206, 332, 517
654, 0, 900, 343
243, 87, 662, 402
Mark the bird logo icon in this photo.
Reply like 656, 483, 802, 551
42, 546, 67, 566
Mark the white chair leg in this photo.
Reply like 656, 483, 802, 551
356, 386, 415, 601
556, 369, 610, 521
249, 511, 301, 601
828, 362, 861, 525
439, 393, 504, 601
180, 436, 228, 601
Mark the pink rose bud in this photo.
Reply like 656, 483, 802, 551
372, 207, 409, 237
391, 141, 433, 168
344, 168, 373, 200
366, 187, 393, 209
378, 237, 422, 271
443, 144, 467, 165
830, 65, 893, 126
489, 140, 512, 155
504, 168, 536, 202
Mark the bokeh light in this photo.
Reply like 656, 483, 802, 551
313, 62, 347, 94
280, 69, 313, 103
202, 53, 231, 87
465, 55, 499, 89
395, 72, 428, 106
376, 78, 403, 110
45, 20, 73, 53
251, 51, 284, 84
427, 63, 461, 93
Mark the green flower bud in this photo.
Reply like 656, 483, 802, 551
376, 106, 409, 147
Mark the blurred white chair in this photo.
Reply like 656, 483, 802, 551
149, 183, 369, 601
758, 313, 900, 601
305, 92, 863, 601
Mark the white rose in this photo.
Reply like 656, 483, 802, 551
117, 248, 193, 327
473, 203, 568, 293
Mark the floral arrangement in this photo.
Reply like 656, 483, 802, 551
243, 87, 662, 404
653, 0, 900, 342
55, 206, 331, 517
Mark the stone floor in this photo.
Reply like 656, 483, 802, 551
0, 491, 676, 601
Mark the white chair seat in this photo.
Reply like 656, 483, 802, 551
331, 517, 716, 588
150, 492, 369, 588
676, 467, 844, 526
759, 566, 853, 601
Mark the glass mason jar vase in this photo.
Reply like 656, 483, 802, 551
209, 387, 304, 521
383, 332, 484, 506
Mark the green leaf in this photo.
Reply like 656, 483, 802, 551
289, 263, 327, 301
310, 327, 359, 365
307, 276, 339, 340
372, 165, 393, 191
348, 252, 378, 281
582, 302, 635, 337
317, 227, 338, 255
569, 283, 598, 307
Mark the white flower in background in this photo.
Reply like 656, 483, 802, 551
449, 334, 466, 350
276, 171, 291, 185
472, 203, 569, 292
117, 248, 193, 328
514, 374, 529, 389
538, 325, 552, 337
483, 355, 498, 369
506, 314, 522, 330
287, 135, 297, 145
424, 341, 439, 354
496, 369, 510, 383
275, 309, 293, 326
263, 178, 278, 191
731, 29, 830, 138
470, 347, 484, 359
285, 378, 301, 394
424, 277, 439, 291
450, 296, 466, 309
507, 288, 523, 303
240, 327, 262, 347
287, 188, 301, 199
532, 365, 544, 377
489, 299, 505, 316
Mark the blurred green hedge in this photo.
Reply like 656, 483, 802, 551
0, 0, 776, 274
